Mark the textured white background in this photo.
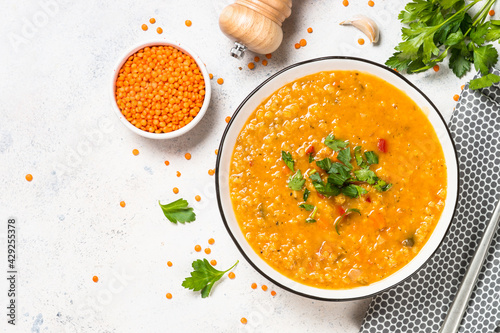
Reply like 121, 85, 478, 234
0, 0, 483, 332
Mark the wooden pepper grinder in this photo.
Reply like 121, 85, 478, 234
219, 0, 292, 58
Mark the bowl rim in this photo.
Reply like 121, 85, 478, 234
110, 39, 211, 140
215, 56, 460, 302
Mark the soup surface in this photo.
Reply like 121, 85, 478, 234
229, 71, 447, 289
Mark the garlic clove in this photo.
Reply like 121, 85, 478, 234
340, 15, 380, 44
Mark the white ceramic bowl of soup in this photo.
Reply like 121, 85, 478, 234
215, 57, 459, 301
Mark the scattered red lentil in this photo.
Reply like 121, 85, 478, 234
208, 169, 215, 176
141, 24, 148, 31
217, 78, 224, 85
115, 45, 205, 134
453, 94, 460, 101
167, 261, 173, 267
343, 0, 349, 6
185, 153, 191, 160
195, 195, 201, 202
248, 62, 255, 70
92, 276, 98, 283
433, 65, 440, 72
195, 245, 202, 252
241, 318, 248, 325
204, 248, 211, 254
228, 272, 235, 279
261, 285, 268, 291
120, 201, 126, 208
173, 187, 179, 194
307, 27, 313, 33
164, 160, 170, 166
461, 84, 465, 90
299, 39, 307, 47
358, 38, 365, 45
209, 73, 213, 79
251, 283, 257, 289
271, 290, 277, 296
132, 149, 139, 156
215, 149, 218, 155
225, 116, 231, 123
176, 171, 181, 177
185, 20, 192, 27
25, 174, 33, 182
149, 18, 156, 24
262, 60, 268, 66
294, 43, 301, 49
368, 0, 375, 6
208, 238, 215, 245
265, 53, 272, 59
490, 9, 495, 16
254, 56, 260, 62
156, 27, 163, 34
166, 293, 172, 299
210, 259, 217, 266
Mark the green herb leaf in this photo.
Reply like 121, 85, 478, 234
328, 172, 350, 187
324, 134, 349, 151
449, 47, 471, 78
330, 162, 352, 176
469, 73, 500, 89
306, 218, 316, 223
342, 185, 367, 198
354, 169, 378, 185
303, 188, 310, 201
281, 151, 294, 172
182, 259, 238, 298
288, 170, 305, 191
473, 44, 498, 75
486, 21, 500, 41
337, 148, 353, 170
374, 179, 393, 192
308, 153, 314, 163
470, 22, 490, 45
310, 172, 341, 197
299, 204, 315, 211
159, 199, 196, 224
316, 158, 333, 173
335, 208, 361, 235
354, 146, 366, 168
364, 151, 379, 165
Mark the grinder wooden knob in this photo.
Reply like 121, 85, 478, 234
219, 0, 292, 58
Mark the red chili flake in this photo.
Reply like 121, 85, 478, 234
377, 139, 387, 153
366, 196, 372, 203
337, 206, 346, 216
305, 145, 315, 154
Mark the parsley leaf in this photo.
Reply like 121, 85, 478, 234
159, 199, 196, 224
281, 151, 294, 172
324, 134, 349, 151
354, 146, 366, 168
316, 158, 333, 173
288, 170, 305, 191
328, 172, 350, 187
364, 151, 379, 165
449, 47, 471, 78
299, 203, 315, 211
308, 153, 314, 163
342, 185, 367, 198
469, 73, 500, 89
473, 44, 498, 75
374, 179, 393, 192
182, 259, 238, 298
335, 208, 361, 235
354, 169, 378, 185
337, 148, 353, 170
303, 188, 310, 201
310, 172, 341, 197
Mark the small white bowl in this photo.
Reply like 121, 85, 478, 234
216, 57, 459, 301
111, 40, 211, 139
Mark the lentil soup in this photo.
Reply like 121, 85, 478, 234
229, 70, 447, 289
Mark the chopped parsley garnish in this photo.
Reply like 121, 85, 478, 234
308, 153, 314, 163
342, 185, 368, 198
182, 259, 238, 298
324, 134, 349, 151
354, 146, 365, 168
159, 199, 196, 224
310, 171, 341, 196
337, 148, 353, 170
303, 188, 310, 201
288, 170, 305, 191
306, 206, 318, 223
335, 208, 361, 235
299, 203, 315, 211
364, 151, 379, 165
354, 169, 378, 185
281, 150, 295, 171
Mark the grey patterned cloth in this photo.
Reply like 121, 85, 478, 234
360, 71, 500, 333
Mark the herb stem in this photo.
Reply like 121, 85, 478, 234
223, 260, 239, 273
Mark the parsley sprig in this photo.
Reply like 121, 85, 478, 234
387, 0, 500, 89
182, 259, 238, 298
159, 199, 196, 224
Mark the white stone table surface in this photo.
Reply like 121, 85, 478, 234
0, 0, 481, 332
